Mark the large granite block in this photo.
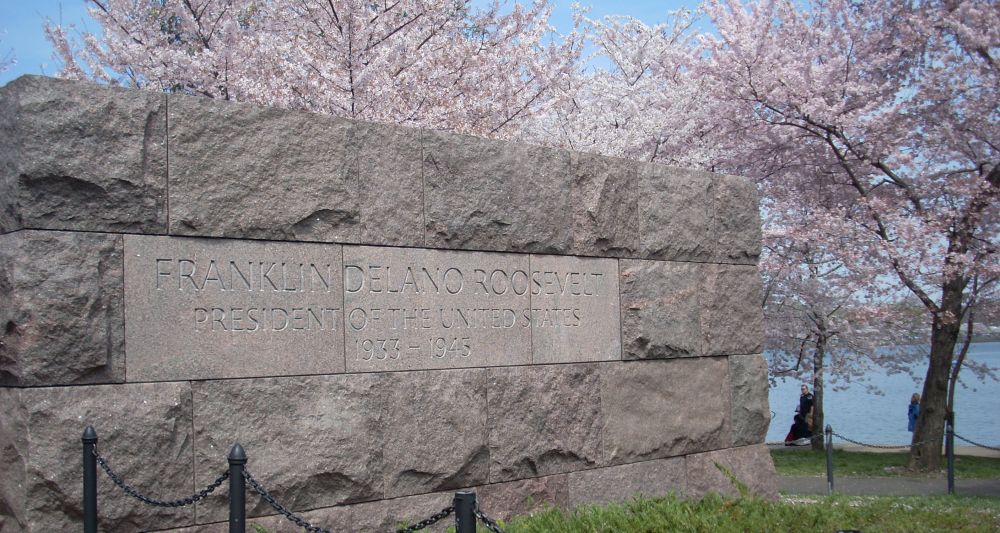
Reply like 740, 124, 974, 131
192, 375, 386, 522
475, 474, 569, 521
529, 254, 621, 364
382, 369, 489, 498
0, 382, 195, 532
123, 235, 345, 381
343, 246, 531, 372
600, 358, 731, 464
730, 354, 771, 446
348, 121, 425, 247
685, 445, 778, 500
710, 173, 761, 264
570, 151, 640, 257
423, 130, 574, 253
0, 230, 125, 386
487, 364, 606, 483
637, 163, 713, 262
567, 457, 685, 507
167, 95, 357, 241
0, 75, 167, 234
700, 264, 763, 355
619, 259, 702, 359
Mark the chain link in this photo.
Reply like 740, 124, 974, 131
832, 432, 936, 450
244, 468, 457, 533
93, 447, 228, 508
954, 433, 1000, 452
394, 506, 455, 532
475, 509, 508, 533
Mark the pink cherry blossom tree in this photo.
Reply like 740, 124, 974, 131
697, 0, 999, 469
45, 0, 582, 138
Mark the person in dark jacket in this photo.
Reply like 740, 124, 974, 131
908, 393, 921, 432
797, 384, 814, 429
784, 414, 812, 445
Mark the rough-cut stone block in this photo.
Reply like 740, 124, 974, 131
637, 163, 713, 262
343, 246, 531, 371
0, 382, 195, 532
192, 375, 385, 522
619, 259, 702, 359
567, 458, 685, 507
423, 131, 574, 253
476, 475, 569, 521
0, 75, 167, 234
570, 151, 640, 257
382, 369, 489, 498
530, 254, 621, 364
0, 389, 28, 532
123, 235, 345, 381
349, 121, 425, 247
0, 230, 125, 386
710, 173, 761, 264
700, 264, 763, 355
168, 95, 358, 241
730, 354, 771, 446
600, 358, 731, 464
487, 365, 606, 482
685, 445, 778, 500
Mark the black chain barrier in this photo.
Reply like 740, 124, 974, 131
243, 467, 461, 533
831, 432, 937, 450
475, 508, 508, 533
954, 433, 1000, 452
93, 447, 229, 507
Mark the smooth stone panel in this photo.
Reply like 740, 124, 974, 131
167, 95, 357, 241
710, 173, 761, 264
123, 235, 345, 381
423, 130, 574, 253
0, 230, 125, 386
192, 375, 386, 523
382, 369, 489, 498
730, 354, 771, 446
7, 382, 195, 532
619, 260, 702, 359
349, 121, 425, 248
0, 75, 167, 234
569, 151, 640, 257
343, 246, 531, 372
567, 457, 685, 507
487, 365, 606, 483
600, 358, 731, 464
700, 264, 763, 355
530, 254, 621, 364
637, 163, 713, 262
685, 445, 778, 500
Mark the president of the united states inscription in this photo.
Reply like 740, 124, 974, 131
124, 235, 346, 380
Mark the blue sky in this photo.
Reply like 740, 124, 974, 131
0, 0, 695, 86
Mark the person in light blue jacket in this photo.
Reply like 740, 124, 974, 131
908, 393, 920, 432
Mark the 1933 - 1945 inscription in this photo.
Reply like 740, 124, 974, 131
123, 236, 621, 380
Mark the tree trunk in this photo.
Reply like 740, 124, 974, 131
811, 327, 826, 451
909, 279, 964, 471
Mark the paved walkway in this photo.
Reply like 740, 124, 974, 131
779, 476, 1000, 497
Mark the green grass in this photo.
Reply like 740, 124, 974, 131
486, 494, 1000, 533
250, 493, 1000, 533
770, 448, 1000, 478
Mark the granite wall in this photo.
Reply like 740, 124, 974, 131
0, 75, 774, 533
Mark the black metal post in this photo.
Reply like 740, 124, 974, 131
825, 424, 834, 495
228, 443, 247, 533
454, 491, 477, 533
82, 426, 98, 533
947, 413, 955, 496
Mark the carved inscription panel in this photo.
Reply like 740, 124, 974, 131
343, 246, 532, 371
124, 235, 345, 380
343, 246, 622, 371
